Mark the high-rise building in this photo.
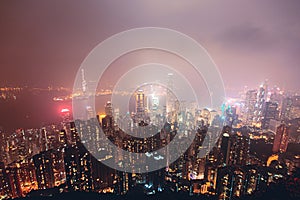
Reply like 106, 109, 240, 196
102, 116, 113, 130
243, 167, 260, 196
9, 161, 37, 197
230, 134, 251, 166
74, 119, 96, 153
243, 90, 257, 125
0, 162, 11, 198
280, 96, 293, 120
78, 149, 93, 191
290, 96, 300, 119
91, 156, 115, 192
220, 132, 231, 166
135, 90, 146, 122
0, 132, 5, 163
204, 163, 218, 192
64, 144, 93, 192
81, 68, 87, 95
59, 130, 67, 147
269, 119, 281, 134
102, 101, 114, 130
64, 146, 80, 191
70, 121, 80, 146
219, 130, 250, 166
115, 172, 132, 195
216, 165, 278, 199
5, 167, 21, 198
33, 151, 55, 189
253, 81, 268, 125
262, 102, 278, 129
280, 95, 300, 120
166, 73, 174, 113
216, 166, 246, 199
272, 123, 289, 153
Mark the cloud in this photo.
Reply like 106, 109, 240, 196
215, 22, 276, 52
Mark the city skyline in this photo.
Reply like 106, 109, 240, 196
0, 1, 300, 200
1, 82, 300, 199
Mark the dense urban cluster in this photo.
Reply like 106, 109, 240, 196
0, 80, 300, 200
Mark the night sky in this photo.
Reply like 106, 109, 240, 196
0, 0, 300, 93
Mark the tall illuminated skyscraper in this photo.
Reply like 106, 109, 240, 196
262, 102, 278, 129
33, 151, 55, 189
254, 81, 268, 124
217, 166, 246, 199
135, 89, 146, 122
166, 73, 174, 113
64, 146, 79, 191
243, 90, 257, 125
70, 121, 80, 146
59, 130, 67, 147
81, 68, 87, 95
220, 128, 250, 166
64, 144, 93, 192
220, 131, 230, 166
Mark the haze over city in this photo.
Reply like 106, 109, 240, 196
0, 0, 300, 94
0, 1, 300, 200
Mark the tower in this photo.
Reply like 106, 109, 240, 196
64, 144, 93, 192
219, 128, 251, 166
135, 90, 146, 122
272, 123, 289, 153
81, 68, 87, 95
59, 130, 67, 147
220, 132, 231, 166
166, 73, 174, 113
262, 102, 278, 129
33, 151, 55, 189
244, 90, 257, 125
254, 81, 268, 125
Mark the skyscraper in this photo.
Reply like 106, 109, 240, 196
81, 68, 87, 95
280, 96, 293, 120
64, 146, 80, 191
59, 130, 67, 147
0, 162, 11, 198
33, 151, 55, 189
103, 101, 114, 130
272, 123, 289, 153
220, 132, 231, 166
220, 129, 250, 166
262, 102, 278, 129
243, 90, 257, 125
216, 166, 246, 199
254, 81, 268, 125
135, 89, 146, 123
166, 73, 174, 113
64, 144, 93, 192
70, 121, 80, 146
